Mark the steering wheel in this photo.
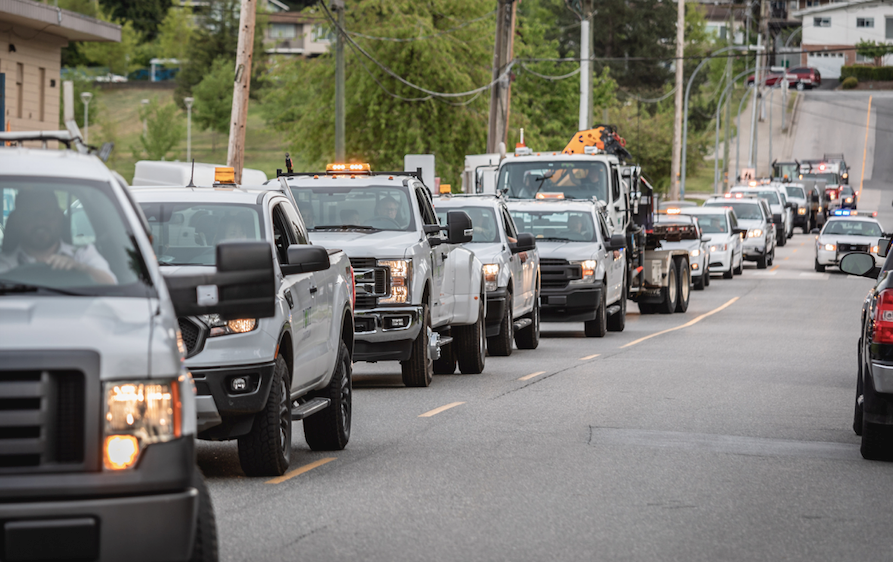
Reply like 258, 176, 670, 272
1, 262, 95, 287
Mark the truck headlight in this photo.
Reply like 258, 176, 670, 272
690, 248, 701, 257
845, 197, 853, 203
798, 207, 806, 215
823, 243, 836, 251
103, 380, 181, 470
747, 229, 763, 238
570, 259, 597, 284
482, 263, 500, 292
872, 245, 880, 254
199, 314, 257, 337
379, 259, 411, 303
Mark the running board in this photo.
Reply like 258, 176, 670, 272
291, 397, 330, 420
606, 304, 621, 316
437, 335, 453, 347
513, 318, 532, 331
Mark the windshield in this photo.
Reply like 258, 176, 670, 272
784, 186, 806, 199
801, 172, 839, 184
706, 201, 763, 221
290, 184, 415, 231
689, 214, 728, 234
774, 163, 799, 179
508, 209, 595, 242
498, 161, 609, 202
757, 191, 780, 205
823, 220, 883, 237
436, 206, 499, 243
0, 177, 153, 296
140, 203, 262, 266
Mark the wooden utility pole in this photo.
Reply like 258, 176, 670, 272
487, 0, 515, 154
669, 0, 685, 200
578, 0, 592, 130
333, 0, 345, 162
723, 8, 733, 191
226, 0, 257, 184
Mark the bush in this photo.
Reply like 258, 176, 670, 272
842, 76, 859, 89
841, 65, 893, 81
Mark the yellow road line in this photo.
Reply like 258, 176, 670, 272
861, 95, 873, 193
792, 249, 797, 253
419, 402, 465, 418
579, 354, 600, 360
620, 297, 740, 349
771, 264, 780, 271
266, 457, 336, 485
518, 371, 546, 381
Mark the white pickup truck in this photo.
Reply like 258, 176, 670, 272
278, 165, 487, 387
433, 194, 541, 357
132, 173, 355, 477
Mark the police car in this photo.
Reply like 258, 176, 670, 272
814, 211, 884, 272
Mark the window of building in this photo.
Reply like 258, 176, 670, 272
270, 22, 296, 39
887, 17, 893, 39
15, 63, 23, 119
312, 24, 334, 43
857, 17, 874, 27
814, 17, 831, 27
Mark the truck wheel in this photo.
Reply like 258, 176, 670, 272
658, 259, 678, 314
606, 283, 626, 332
814, 259, 825, 272
189, 468, 218, 562
402, 305, 433, 387
777, 231, 786, 247
734, 255, 743, 275
584, 289, 607, 337
675, 258, 690, 313
455, 295, 486, 374
303, 340, 352, 451
515, 296, 540, 349
861, 420, 893, 461
757, 253, 768, 269
433, 340, 456, 374
237, 355, 291, 476
704, 267, 710, 287
693, 271, 705, 291
487, 292, 513, 356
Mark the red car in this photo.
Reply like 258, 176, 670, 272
746, 67, 821, 90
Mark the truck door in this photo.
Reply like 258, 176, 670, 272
415, 185, 451, 325
501, 205, 532, 313
597, 211, 623, 303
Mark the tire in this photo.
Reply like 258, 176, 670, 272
638, 301, 657, 314
515, 295, 540, 349
674, 258, 690, 313
861, 420, 893, 461
433, 340, 456, 374
734, 254, 743, 275
401, 304, 433, 387
693, 271, 706, 291
814, 259, 825, 273
767, 248, 774, 267
584, 287, 607, 337
855, 340, 864, 436
704, 267, 710, 287
455, 294, 486, 374
237, 355, 291, 477
189, 468, 219, 562
757, 253, 768, 269
777, 231, 786, 247
487, 292, 513, 356
607, 283, 627, 332
723, 261, 734, 279
303, 340, 352, 451
658, 259, 678, 314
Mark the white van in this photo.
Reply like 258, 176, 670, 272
132, 161, 268, 187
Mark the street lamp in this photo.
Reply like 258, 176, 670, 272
184, 97, 194, 163
80, 92, 93, 144
141, 99, 149, 137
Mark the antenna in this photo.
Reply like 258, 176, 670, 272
285, 152, 293, 174
186, 159, 196, 187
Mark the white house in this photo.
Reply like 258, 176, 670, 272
794, 0, 893, 78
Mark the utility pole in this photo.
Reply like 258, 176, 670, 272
226, 0, 257, 184
578, 0, 592, 130
747, 34, 761, 169
670, 0, 685, 200
723, 8, 733, 192
487, 0, 515, 154
334, 0, 345, 162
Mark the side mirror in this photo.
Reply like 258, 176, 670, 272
281, 244, 331, 275
510, 232, 536, 253
733, 227, 747, 236
164, 241, 275, 319
840, 252, 879, 278
810, 228, 821, 234
772, 213, 783, 224
423, 224, 442, 235
878, 238, 891, 258
446, 210, 473, 244
785, 202, 794, 209
606, 233, 626, 251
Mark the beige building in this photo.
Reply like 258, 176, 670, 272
0, 0, 120, 132
262, 0, 330, 57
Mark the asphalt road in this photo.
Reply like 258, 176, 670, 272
195, 96, 893, 560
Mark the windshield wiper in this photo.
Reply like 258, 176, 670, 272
312, 224, 380, 231
533, 172, 555, 196
539, 237, 573, 242
0, 282, 86, 296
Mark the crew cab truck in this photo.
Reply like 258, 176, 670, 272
277, 164, 485, 387
507, 200, 627, 336
131, 169, 355, 477
433, 194, 540, 358
0, 129, 278, 561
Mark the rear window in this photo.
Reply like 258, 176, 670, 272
688, 214, 729, 234
784, 186, 806, 199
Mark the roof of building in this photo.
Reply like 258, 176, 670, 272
0, 0, 121, 42
792, 0, 892, 18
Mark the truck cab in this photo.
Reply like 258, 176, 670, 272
278, 164, 486, 387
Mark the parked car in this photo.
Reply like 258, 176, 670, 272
787, 67, 821, 90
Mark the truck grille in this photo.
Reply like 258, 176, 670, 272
540, 258, 582, 290
0, 371, 85, 469
178, 318, 205, 358
350, 258, 389, 309
839, 243, 869, 253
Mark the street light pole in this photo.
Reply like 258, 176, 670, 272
80, 92, 92, 144
184, 97, 194, 163
141, 99, 149, 137
333, 0, 345, 162
713, 67, 755, 193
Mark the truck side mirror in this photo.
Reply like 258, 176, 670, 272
772, 213, 783, 224
878, 238, 891, 258
165, 241, 276, 319
510, 232, 536, 253
785, 202, 794, 209
733, 227, 747, 236
607, 234, 626, 250
446, 210, 473, 244
840, 252, 880, 278
281, 244, 331, 275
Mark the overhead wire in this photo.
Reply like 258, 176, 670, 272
344, 10, 496, 42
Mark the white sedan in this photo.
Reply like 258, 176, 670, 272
814, 213, 885, 272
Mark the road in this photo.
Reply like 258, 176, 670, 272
194, 91, 893, 561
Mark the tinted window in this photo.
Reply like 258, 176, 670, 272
498, 161, 609, 202
689, 213, 728, 234
785, 186, 806, 199
508, 209, 596, 242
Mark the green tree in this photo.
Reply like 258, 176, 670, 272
98, 0, 173, 40
132, 99, 185, 160
155, 6, 195, 62
77, 14, 142, 75
193, 58, 234, 151
856, 39, 893, 67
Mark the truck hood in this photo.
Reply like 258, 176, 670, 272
658, 239, 699, 252
308, 230, 422, 259
463, 242, 505, 263
535, 240, 600, 261
0, 296, 162, 379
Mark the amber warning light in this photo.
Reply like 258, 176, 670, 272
326, 163, 371, 174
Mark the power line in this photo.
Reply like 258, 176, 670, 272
519, 62, 581, 81
344, 10, 496, 42
521, 46, 861, 64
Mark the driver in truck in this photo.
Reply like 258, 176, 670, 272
0, 189, 116, 284
375, 196, 400, 220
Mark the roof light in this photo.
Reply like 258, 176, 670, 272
819, 163, 826, 171
326, 163, 371, 174
535, 192, 565, 200
214, 167, 235, 184
439, 183, 452, 194
748, 180, 757, 187
666, 208, 682, 214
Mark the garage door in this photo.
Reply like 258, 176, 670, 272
807, 51, 846, 79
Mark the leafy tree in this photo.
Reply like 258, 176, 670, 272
192, 58, 235, 151
155, 6, 195, 62
98, 0, 173, 40
132, 99, 185, 160
78, 17, 142, 76
856, 39, 893, 67
59, 70, 101, 130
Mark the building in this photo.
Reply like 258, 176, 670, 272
262, 0, 330, 57
1, 0, 120, 131
698, 2, 746, 44
793, 0, 893, 77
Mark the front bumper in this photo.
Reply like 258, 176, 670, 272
353, 305, 423, 362
485, 287, 508, 337
742, 240, 767, 261
540, 281, 604, 323
191, 361, 276, 439
708, 248, 732, 272
816, 249, 877, 267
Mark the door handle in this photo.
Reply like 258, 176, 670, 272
310, 286, 318, 294
441, 252, 448, 260
284, 291, 294, 309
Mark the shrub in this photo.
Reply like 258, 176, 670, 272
841, 66, 893, 81
842, 76, 859, 89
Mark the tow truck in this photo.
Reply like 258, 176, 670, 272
494, 127, 693, 314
